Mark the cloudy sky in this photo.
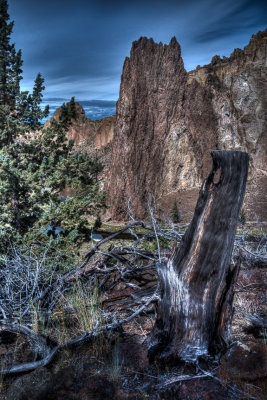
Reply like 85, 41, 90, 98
8, 0, 267, 117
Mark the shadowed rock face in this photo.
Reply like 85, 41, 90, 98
107, 30, 267, 223
95, 117, 114, 148
107, 37, 190, 219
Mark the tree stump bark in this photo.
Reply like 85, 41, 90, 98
148, 150, 249, 363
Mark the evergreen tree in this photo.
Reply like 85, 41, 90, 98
59, 102, 70, 126
94, 213, 102, 229
239, 208, 246, 226
0, 0, 105, 248
171, 200, 182, 224
68, 96, 76, 119
0, 0, 18, 110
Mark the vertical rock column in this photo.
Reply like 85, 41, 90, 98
107, 37, 187, 219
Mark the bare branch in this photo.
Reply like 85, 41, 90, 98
0, 284, 159, 375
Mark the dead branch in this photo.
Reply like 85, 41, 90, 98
156, 373, 208, 388
0, 199, 264, 374
0, 323, 51, 361
0, 284, 159, 375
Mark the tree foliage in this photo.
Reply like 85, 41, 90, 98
0, 0, 105, 249
171, 200, 182, 223
94, 213, 102, 229
239, 208, 246, 226
59, 96, 77, 126
69, 96, 77, 119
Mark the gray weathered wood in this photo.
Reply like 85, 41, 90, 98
148, 150, 249, 363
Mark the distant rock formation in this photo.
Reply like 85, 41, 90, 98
44, 102, 114, 151
44, 102, 115, 189
107, 30, 267, 223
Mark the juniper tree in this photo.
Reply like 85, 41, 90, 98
171, 200, 181, 223
0, 0, 104, 248
59, 97, 77, 127
59, 102, 70, 126
0, 0, 48, 239
69, 96, 76, 119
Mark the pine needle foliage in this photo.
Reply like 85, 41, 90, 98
0, 0, 105, 249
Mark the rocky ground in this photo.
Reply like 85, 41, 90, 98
0, 226, 266, 400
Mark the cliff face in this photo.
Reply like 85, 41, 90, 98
107, 30, 267, 222
187, 31, 267, 222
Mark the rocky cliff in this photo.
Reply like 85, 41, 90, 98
107, 30, 267, 222
44, 102, 115, 190
44, 103, 114, 152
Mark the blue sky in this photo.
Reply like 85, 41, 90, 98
8, 0, 267, 103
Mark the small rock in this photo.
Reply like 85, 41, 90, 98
219, 342, 267, 381
5, 367, 53, 400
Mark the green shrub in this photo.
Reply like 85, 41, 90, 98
171, 201, 182, 223
239, 209, 246, 226
94, 214, 102, 229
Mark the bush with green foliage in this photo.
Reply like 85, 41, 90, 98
141, 236, 172, 253
239, 208, 246, 226
171, 200, 182, 223
94, 214, 102, 229
0, 0, 105, 249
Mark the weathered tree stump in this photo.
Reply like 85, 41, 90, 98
148, 150, 249, 363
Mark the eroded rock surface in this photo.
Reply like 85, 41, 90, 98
107, 30, 267, 222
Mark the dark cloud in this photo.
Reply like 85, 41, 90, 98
196, 0, 267, 43
7, 0, 267, 102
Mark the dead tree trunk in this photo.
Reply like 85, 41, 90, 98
148, 150, 248, 363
